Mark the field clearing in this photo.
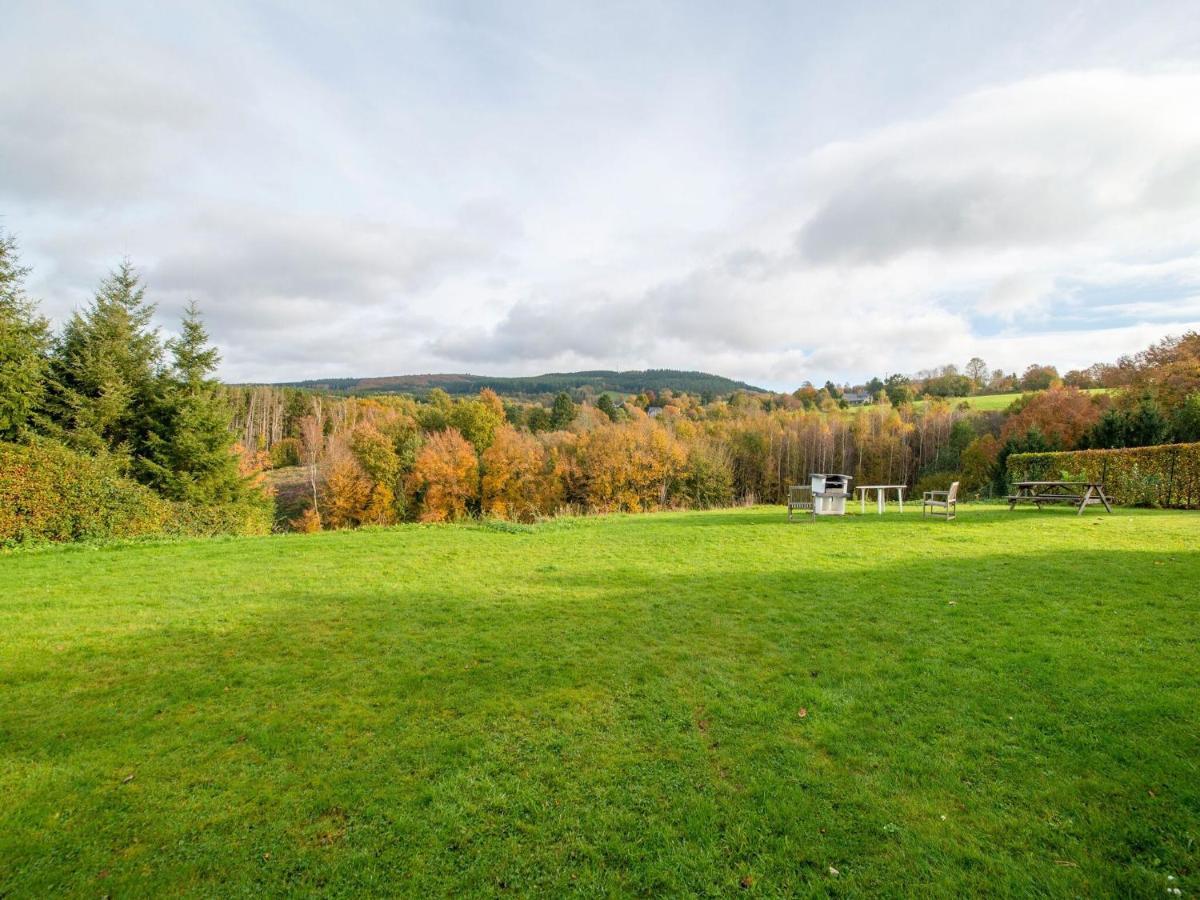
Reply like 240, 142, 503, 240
2, 505, 1198, 896
908, 387, 1112, 412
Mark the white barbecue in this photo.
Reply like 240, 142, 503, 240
810, 473, 852, 516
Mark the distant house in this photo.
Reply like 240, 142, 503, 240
842, 391, 872, 406
646, 406, 664, 418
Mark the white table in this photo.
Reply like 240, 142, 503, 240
856, 484, 906, 514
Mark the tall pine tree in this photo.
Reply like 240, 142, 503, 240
46, 260, 162, 467
0, 231, 51, 441
139, 302, 248, 503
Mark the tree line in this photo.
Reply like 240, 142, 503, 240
1, 231, 268, 538
3, 225, 1198, 540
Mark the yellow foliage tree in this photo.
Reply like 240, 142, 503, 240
481, 426, 559, 521
577, 421, 685, 512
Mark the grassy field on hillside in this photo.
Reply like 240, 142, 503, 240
2, 506, 1198, 896
909, 387, 1111, 412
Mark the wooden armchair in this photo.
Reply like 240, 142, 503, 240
922, 481, 959, 520
787, 485, 813, 521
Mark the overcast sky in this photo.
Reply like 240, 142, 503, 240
3, 1, 1200, 389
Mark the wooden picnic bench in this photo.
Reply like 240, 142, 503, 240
1007, 481, 1113, 515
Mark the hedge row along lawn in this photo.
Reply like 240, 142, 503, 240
2, 506, 1197, 896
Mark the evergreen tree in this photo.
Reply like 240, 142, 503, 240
1084, 407, 1130, 449
596, 393, 619, 422
0, 231, 51, 441
1172, 392, 1200, 443
139, 303, 247, 503
1126, 394, 1171, 447
45, 260, 162, 466
550, 391, 577, 429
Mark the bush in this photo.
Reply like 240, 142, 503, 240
0, 439, 172, 543
269, 437, 302, 468
0, 439, 274, 544
1008, 441, 1200, 508
914, 471, 959, 499
164, 496, 274, 538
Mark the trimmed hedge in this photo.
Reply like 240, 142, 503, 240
0, 440, 273, 544
1008, 441, 1200, 509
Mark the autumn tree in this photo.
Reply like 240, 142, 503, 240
577, 421, 685, 512
677, 438, 733, 508
1019, 364, 1060, 392
407, 427, 479, 522
0, 231, 51, 441
448, 389, 506, 452
322, 435, 375, 528
960, 434, 999, 494
481, 426, 559, 521
350, 421, 403, 523
1000, 386, 1106, 449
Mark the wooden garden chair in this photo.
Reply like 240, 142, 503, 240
787, 485, 814, 521
922, 481, 959, 521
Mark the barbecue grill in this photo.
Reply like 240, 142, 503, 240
810, 473, 852, 515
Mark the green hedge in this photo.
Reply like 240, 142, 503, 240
0, 440, 273, 544
1008, 441, 1200, 509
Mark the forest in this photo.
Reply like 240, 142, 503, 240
3, 229, 1199, 541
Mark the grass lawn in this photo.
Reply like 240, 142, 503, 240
2, 505, 1198, 896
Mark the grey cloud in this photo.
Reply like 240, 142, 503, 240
151, 211, 489, 308
429, 293, 647, 364
796, 172, 1095, 264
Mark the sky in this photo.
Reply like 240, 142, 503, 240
3, 1, 1200, 390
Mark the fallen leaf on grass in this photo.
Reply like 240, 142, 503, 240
798, 708, 808, 718
828, 866, 839, 877
121, 774, 135, 784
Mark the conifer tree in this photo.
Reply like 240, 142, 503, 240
139, 302, 247, 503
45, 260, 162, 466
0, 231, 51, 441
550, 391, 577, 429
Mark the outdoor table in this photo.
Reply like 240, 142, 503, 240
1008, 481, 1113, 515
856, 484, 906, 514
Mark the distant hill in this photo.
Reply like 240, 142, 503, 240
268, 369, 766, 398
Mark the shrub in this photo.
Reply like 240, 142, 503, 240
0, 439, 172, 543
914, 471, 959, 498
0, 439, 274, 544
1008, 441, 1200, 508
164, 496, 274, 537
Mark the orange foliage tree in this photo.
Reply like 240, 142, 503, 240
1001, 386, 1109, 449
321, 436, 374, 529
407, 427, 479, 522
481, 426, 560, 521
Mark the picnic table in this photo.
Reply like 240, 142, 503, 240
1007, 481, 1113, 515
856, 484, 906, 514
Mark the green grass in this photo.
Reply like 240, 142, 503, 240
911, 387, 1112, 412
2, 506, 1198, 897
